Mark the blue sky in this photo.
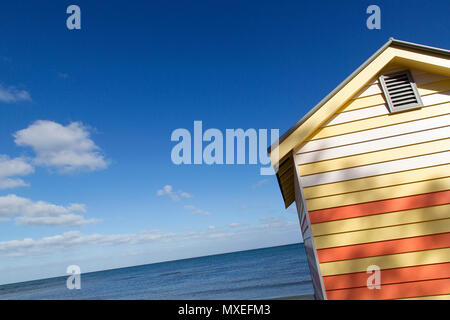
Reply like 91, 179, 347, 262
0, 0, 449, 284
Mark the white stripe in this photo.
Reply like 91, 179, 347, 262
300, 151, 450, 187
354, 83, 381, 99
297, 126, 450, 164
327, 91, 450, 127
422, 91, 450, 105
297, 113, 450, 154
325, 104, 388, 126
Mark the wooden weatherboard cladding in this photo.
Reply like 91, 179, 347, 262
271, 39, 450, 300
379, 70, 423, 113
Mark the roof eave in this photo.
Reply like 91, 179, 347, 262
268, 38, 450, 154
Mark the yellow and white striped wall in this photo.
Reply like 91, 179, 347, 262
293, 68, 450, 300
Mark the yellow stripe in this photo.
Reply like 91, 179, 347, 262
398, 295, 450, 300
314, 218, 450, 250
310, 102, 450, 141
312, 204, 450, 236
303, 164, 450, 199
342, 79, 450, 112
299, 138, 450, 176
306, 177, 450, 211
320, 247, 450, 276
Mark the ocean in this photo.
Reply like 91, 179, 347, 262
0, 243, 314, 300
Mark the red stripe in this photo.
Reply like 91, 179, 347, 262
309, 190, 450, 224
317, 233, 450, 263
323, 262, 450, 291
326, 278, 450, 300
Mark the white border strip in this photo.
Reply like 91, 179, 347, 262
293, 150, 327, 299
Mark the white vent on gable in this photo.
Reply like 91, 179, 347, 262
379, 70, 423, 113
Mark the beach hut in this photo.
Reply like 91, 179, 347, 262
268, 39, 450, 300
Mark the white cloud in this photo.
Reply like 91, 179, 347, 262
228, 222, 247, 228
0, 156, 34, 189
0, 230, 176, 257
16, 214, 98, 227
0, 84, 31, 103
157, 185, 177, 200
0, 156, 33, 178
180, 192, 192, 199
252, 179, 269, 189
0, 178, 28, 189
157, 185, 211, 216
258, 217, 296, 229
157, 185, 192, 201
183, 205, 212, 216
57, 72, 69, 79
14, 120, 108, 173
0, 217, 299, 258
0, 194, 98, 226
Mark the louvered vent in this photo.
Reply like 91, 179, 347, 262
379, 70, 423, 113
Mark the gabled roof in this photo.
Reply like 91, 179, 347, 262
269, 38, 450, 208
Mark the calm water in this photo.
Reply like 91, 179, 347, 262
0, 243, 313, 300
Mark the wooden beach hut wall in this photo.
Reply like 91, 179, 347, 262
269, 39, 450, 300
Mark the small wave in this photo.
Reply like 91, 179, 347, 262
159, 271, 182, 277
182, 280, 313, 297
119, 275, 140, 281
